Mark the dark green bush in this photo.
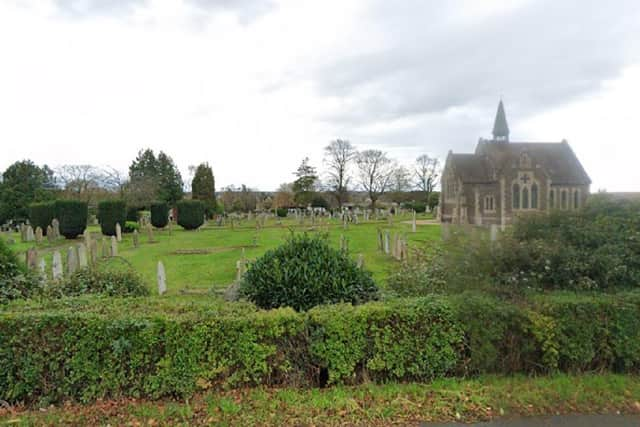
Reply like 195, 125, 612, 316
97, 200, 126, 236
123, 221, 139, 233
241, 234, 379, 311
150, 202, 169, 228
176, 200, 204, 230
28, 202, 55, 235
47, 263, 149, 298
276, 208, 288, 218
54, 200, 88, 239
0, 239, 39, 304
126, 206, 141, 222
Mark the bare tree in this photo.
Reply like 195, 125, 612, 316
323, 139, 357, 208
414, 155, 441, 204
356, 150, 395, 210
55, 164, 123, 203
388, 165, 412, 204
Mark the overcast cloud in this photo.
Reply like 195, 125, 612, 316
1, 0, 639, 191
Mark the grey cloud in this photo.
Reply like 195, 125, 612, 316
187, 0, 276, 23
53, 0, 146, 17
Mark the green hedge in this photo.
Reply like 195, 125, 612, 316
28, 202, 55, 235
176, 200, 204, 230
54, 200, 88, 239
98, 200, 127, 236
1, 293, 640, 405
150, 202, 169, 228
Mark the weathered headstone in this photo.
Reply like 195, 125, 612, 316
47, 225, 55, 243
25, 225, 35, 242
377, 229, 383, 251
357, 253, 364, 269
90, 240, 98, 264
52, 251, 63, 280
20, 224, 27, 242
26, 247, 38, 270
110, 236, 118, 257
78, 244, 88, 268
101, 238, 109, 258
157, 261, 167, 295
384, 230, 390, 254
147, 224, 154, 243
490, 224, 499, 242
132, 229, 139, 248
38, 258, 46, 277
115, 223, 122, 242
52, 218, 60, 239
35, 226, 43, 244
67, 246, 78, 276
412, 211, 417, 233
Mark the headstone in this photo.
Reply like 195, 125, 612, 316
77, 244, 88, 268
412, 211, 417, 233
157, 261, 167, 295
147, 224, 154, 243
110, 236, 118, 257
357, 254, 364, 269
67, 246, 78, 276
384, 230, 390, 254
26, 248, 38, 270
133, 229, 139, 248
38, 258, 46, 277
84, 230, 92, 248
20, 224, 27, 242
377, 229, 383, 251
52, 251, 63, 280
52, 218, 60, 239
490, 224, 499, 242
35, 227, 43, 244
47, 225, 55, 243
25, 226, 35, 242
89, 240, 98, 264
115, 223, 122, 242
101, 238, 109, 258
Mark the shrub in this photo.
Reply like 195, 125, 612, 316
150, 202, 169, 228
126, 206, 141, 222
0, 239, 39, 304
97, 200, 127, 236
388, 244, 447, 296
123, 221, 139, 233
240, 234, 379, 311
28, 202, 55, 235
54, 200, 88, 239
47, 263, 149, 298
276, 208, 288, 218
176, 200, 204, 230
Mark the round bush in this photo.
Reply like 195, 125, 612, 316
123, 221, 139, 233
0, 238, 38, 304
150, 202, 169, 228
240, 234, 379, 311
276, 207, 288, 218
54, 200, 88, 239
126, 206, 141, 222
28, 202, 55, 235
98, 200, 126, 236
176, 200, 205, 230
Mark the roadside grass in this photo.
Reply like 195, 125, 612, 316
1, 213, 440, 293
1, 374, 639, 426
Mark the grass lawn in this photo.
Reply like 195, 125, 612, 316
1, 213, 441, 294
1, 374, 639, 426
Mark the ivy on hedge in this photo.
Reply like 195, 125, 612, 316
1, 293, 640, 405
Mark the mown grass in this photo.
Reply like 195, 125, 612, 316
2, 213, 440, 293
1, 374, 638, 426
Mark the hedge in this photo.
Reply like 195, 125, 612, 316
54, 200, 88, 239
176, 200, 204, 230
150, 202, 169, 228
28, 202, 55, 235
97, 200, 127, 236
1, 293, 640, 405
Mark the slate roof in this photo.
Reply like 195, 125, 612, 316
448, 153, 492, 183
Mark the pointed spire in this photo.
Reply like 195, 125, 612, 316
492, 99, 509, 142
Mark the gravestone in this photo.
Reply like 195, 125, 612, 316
84, 230, 92, 248
377, 229, 383, 252
26, 248, 38, 270
357, 254, 364, 269
47, 225, 54, 243
52, 218, 60, 239
52, 251, 63, 280
67, 246, 78, 276
89, 240, 98, 264
115, 223, 122, 242
157, 261, 167, 295
412, 211, 417, 233
490, 224, 499, 242
35, 227, 43, 244
26, 226, 35, 242
38, 258, 46, 277
132, 229, 139, 248
20, 224, 27, 242
101, 238, 109, 258
78, 244, 88, 268
147, 224, 154, 243
110, 236, 118, 257
384, 230, 390, 254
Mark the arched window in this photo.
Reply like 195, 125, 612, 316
522, 187, 530, 209
512, 184, 520, 209
484, 195, 495, 211
549, 189, 555, 209
574, 190, 579, 209
531, 184, 538, 209
561, 190, 568, 209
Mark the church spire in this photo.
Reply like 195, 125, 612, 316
492, 99, 509, 142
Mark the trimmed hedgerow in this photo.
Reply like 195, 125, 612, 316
150, 202, 169, 228
241, 234, 379, 311
45, 264, 150, 298
28, 202, 55, 235
98, 200, 127, 236
1, 292, 640, 405
176, 200, 204, 230
0, 238, 39, 304
54, 200, 88, 239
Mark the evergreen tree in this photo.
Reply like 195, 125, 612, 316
191, 163, 217, 216
127, 149, 183, 206
292, 157, 318, 206
0, 160, 56, 223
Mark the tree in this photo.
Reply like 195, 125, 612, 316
323, 139, 356, 208
273, 182, 295, 209
55, 165, 122, 205
414, 155, 441, 204
356, 150, 395, 210
127, 149, 183, 206
292, 157, 318, 206
0, 160, 56, 223
156, 152, 184, 205
388, 165, 412, 204
191, 163, 217, 217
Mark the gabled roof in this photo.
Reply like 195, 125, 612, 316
448, 153, 492, 183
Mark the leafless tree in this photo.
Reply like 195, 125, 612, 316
356, 149, 395, 210
55, 164, 123, 203
414, 155, 441, 203
388, 165, 412, 204
323, 139, 357, 208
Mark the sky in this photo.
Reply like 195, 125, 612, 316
1, 0, 639, 192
